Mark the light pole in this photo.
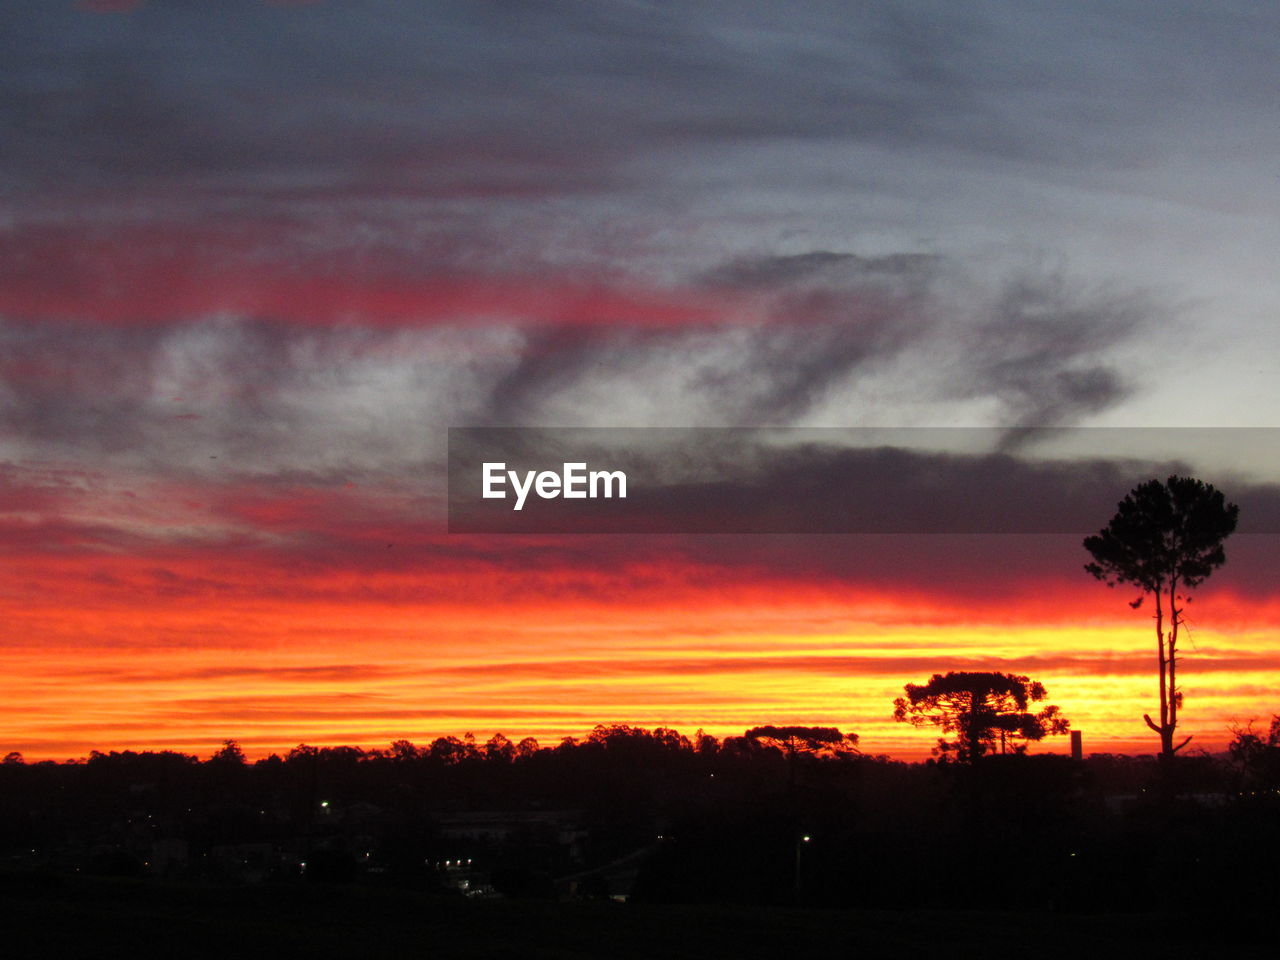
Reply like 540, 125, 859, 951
794, 834, 811, 900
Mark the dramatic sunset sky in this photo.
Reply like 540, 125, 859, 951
3, 1, 1280, 760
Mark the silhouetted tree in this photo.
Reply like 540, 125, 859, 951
745, 725, 861, 802
210, 739, 247, 765
1228, 715, 1280, 790
429, 736, 466, 764
585, 724, 692, 758
485, 733, 516, 763
694, 729, 720, 756
460, 732, 481, 761
1084, 476, 1238, 758
389, 738, 421, 762
893, 671, 1069, 762
744, 726, 860, 760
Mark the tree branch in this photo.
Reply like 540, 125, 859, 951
1143, 714, 1162, 734
1172, 735, 1193, 754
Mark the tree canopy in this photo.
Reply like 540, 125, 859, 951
1083, 475, 1237, 594
893, 671, 1069, 762
743, 726, 860, 759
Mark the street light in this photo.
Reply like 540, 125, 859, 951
795, 834, 813, 900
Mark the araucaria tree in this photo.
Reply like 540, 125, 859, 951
1084, 475, 1238, 759
893, 671, 1069, 762
743, 725, 860, 760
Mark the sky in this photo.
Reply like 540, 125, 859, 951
3, 0, 1280, 759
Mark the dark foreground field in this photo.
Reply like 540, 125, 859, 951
0, 873, 1271, 960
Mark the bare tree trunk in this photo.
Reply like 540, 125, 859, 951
1158, 580, 1173, 758
1168, 576, 1179, 749
1143, 580, 1174, 758
1167, 576, 1192, 756
1142, 578, 1192, 760
968, 690, 982, 762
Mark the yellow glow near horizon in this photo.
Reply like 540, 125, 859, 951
3, 585, 1276, 761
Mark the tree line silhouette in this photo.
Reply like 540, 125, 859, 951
3, 714, 1279, 909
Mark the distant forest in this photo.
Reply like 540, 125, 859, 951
3, 719, 1279, 915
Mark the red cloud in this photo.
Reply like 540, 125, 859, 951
0, 223, 729, 329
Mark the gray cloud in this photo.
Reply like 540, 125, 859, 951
0, 0, 1274, 473
474, 252, 942, 426
691, 253, 941, 424
7, 1, 1277, 211
0, 317, 517, 481
700, 252, 939, 290
958, 270, 1155, 445
0, 248, 1158, 477
470, 250, 1154, 429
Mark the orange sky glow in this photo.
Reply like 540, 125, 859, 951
4, 518, 1276, 761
